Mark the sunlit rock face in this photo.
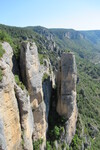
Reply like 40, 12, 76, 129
0, 42, 22, 150
20, 42, 46, 143
57, 52, 78, 145
14, 84, 34, 150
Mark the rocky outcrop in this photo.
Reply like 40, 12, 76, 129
0, 42, 22, 150
0, 41, 78, 149
20, 42, 46, 143
57, 53, 78, 145
14, 84, 34, 150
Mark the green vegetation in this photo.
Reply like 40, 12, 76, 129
42, 73, 49, 82
0, 29, 21, 59
0, 44, 5, 58
33, 138, 43, 150
70, 55, 100, 149
50, 125, 64, 140
46, 141, 52, 150
71, 134, 82, 150
14, 75, 25, 90
0, 30, 13, 44
38, 53, 47, 65
0, 68, 3, 81
46, 88, 67, 149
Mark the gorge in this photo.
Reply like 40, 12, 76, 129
0, 41, 77, 150
0, 24, 100, 150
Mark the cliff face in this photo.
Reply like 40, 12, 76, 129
57, 53, 78, 145
0, 42, 34, 150
20, 42, 53, 145
14, 84, 34, 150
0, 41, 77, 149
0, 42, 22, 150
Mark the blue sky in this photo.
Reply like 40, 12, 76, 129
0, 0, 100, 30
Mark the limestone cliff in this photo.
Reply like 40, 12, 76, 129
0, 42, 22, 150
0, 42, 34, 150
0, 41, 77, 150
20, 42, 53, 145
14, 84, 34, 150
57, 53, 78, 145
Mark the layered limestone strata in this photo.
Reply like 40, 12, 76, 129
57, 53, 78, 145
0, 42, 22, 150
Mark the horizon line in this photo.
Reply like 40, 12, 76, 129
0, 23, 100, 31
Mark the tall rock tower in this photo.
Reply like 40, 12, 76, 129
57, 52, 78, 144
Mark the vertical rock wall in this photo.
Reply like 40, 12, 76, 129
20, 42, 46, 143
57, 53, 78, 145
0, 42, 22, 150
14, 84, 34, 150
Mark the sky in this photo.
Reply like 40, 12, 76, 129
0, 0, 100, 30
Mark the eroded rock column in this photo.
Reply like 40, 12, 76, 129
20, 42, 46, 143
57, 53, 78, 145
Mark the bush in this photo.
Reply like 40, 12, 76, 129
71, 134, 82, 150
53, 126, 60, 140
0, 30, 13, 44
0, 68, 3, 81
0, 30, 20, 59
14, 75, 25, 90
46, 141, 52, 150
0, 44, 5, 58
38, 53, 44, 65
61, 142, 66, 149
33, 138, 43, 150
42, 73, 49, 82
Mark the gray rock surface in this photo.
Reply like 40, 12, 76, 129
20, 42, 46, 143
57, 53, 78, 145
14, 84, 34, 150
0, 42, 22, 150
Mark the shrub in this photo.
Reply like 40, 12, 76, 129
38, 53, 44, 65
71, 134, 82, 150
53, 126, 60, 140
0, 44, 5, 58
42, 73, 49, 82
14, 75, 25, 90
0, 30, 20, 59
0, 30, 13, 45
46, 141, 52, 150
33, 138, 43, 150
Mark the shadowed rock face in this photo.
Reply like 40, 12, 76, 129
0, 42, 22, 150
57, 53, 78, 145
